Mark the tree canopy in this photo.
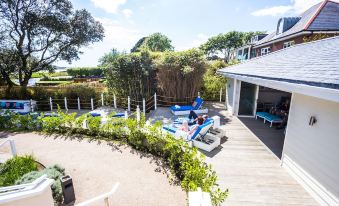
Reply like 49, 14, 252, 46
0, 0, 104, 86
200, 31, 265, 62
131, 33, 174, 52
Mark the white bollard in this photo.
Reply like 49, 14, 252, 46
124, 111, 128, 120
101, 93, 104, 106
219, 88, 222, 102
64, 97, 68, 111
49, 97, 53, 111
30, 99, 34, 112
127, 96, 130, 112
9, 140, 17, 156
91, 98, 94, 111
77, 97, 81, 110
198, 92, 200, 98
136, 105, 140, 122
154, 93, 157, 110
114, 95, 117, 109
143, 98, 146, 115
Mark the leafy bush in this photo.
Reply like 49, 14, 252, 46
0, 155, 38, 186
0, 110, 228, 205
200, 60, 227, 101
67, 67, 104, 78
16, 165, 66, 205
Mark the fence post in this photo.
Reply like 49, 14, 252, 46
127, 96, 130, 112
101, 93, 104, 106
49, 97, 53, 111
114, 95, 117, 109
143, 98, 146, 115
64, 97, 68, 111
30, 99, 34, 112
77, 97, 81, 110
124, 111, 128, 120
136, 105, 140, 122
219, 88, 222, 102
91, 98, 94, 111
9, 140, 17, 156
198, 92, 200, 98
225, 84, 228, 108
154, 93, 157, 110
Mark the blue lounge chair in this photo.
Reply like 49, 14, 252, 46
255, 112, 283, 127
170, 97, 208, 115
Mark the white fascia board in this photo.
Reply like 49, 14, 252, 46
221, 73, 339, 103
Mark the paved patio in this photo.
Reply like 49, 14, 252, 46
149, 102, 318, 205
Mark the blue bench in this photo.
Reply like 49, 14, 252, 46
255, 112, 283, 127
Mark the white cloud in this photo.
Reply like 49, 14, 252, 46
251, 0, 324, 17
90, 0, 127, 14
177, 33, 210, 51
122, 9, 133, 18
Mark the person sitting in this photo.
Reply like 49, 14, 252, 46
179, 120, 190, 132
187, 116, 204, 137
188, 110, 209, 125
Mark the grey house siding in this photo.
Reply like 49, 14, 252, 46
308, 1, 339, 31
283, 93, 339, 198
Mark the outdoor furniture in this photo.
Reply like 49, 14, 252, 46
173, 115, 220, 129
0, 100, 36, 113
163, 121, 220, 152
255, 112, 283, 127
170, 97, 208, 115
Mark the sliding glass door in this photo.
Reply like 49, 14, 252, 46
238, 82, 258, 116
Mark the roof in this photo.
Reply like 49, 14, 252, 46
255, 0, 339, 47
218, 36, 339, 90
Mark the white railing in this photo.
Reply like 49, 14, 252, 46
0, 139, 17, 157
75, 183, 120, 206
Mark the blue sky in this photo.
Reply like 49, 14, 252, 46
57, 0, 323, 67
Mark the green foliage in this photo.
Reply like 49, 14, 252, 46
0, 110, 228, 205
131, 33, 174, 52
99, 48, 122, 66
156, 49, 207, 98
0, 0, 104, 86
67, 67, 104, 78
105, 50, 157, 100
0, 155, 38, 186
201, 61, 228, 101
16, 165, 66, 205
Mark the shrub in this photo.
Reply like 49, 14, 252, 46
0, 155, 38, 186
67, 67, 104, 78
16, 165, 66, 205
0, 110, 228, 205
200, 60, 227, 101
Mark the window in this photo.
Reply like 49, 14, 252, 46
261, 47, 271, 56
283, 41, 295, 48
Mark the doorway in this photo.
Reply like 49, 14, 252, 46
238, 82, 258, 116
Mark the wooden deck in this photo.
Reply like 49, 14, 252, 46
149, 102, 318, 205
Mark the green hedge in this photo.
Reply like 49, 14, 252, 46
67, 67, 104, 78
0, 110, 228, 205
0, 155, 38, 186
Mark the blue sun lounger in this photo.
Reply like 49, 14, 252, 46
170, 97, 208, 115
255, 112, 283, 127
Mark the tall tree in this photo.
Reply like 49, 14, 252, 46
131, 33, 174, 52
0, 0, 104, 86
99, 48, 121, 66
200, 31, 246, 62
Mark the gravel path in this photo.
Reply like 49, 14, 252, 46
1, 132, 186, 206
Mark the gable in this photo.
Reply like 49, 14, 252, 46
308, 1, 339, 31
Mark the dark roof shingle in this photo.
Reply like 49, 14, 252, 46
218, 36, 339, 89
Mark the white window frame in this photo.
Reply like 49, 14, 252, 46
283, 41, 295, 49
261, 47, 271, 56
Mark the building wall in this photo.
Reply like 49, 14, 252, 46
283, 93, 339, 205
226, 78, 234, 113
253, 33, 339, 57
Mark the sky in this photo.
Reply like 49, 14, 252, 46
57, 0, 325, 67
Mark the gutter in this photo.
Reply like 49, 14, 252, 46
253, 31, 312, 48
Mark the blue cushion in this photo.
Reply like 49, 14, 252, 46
265, 114, 282, 122
256, 112, 269, 118
170, 105, 194, 111
112, 113, 124, 117
163, 125, 177, 133
0, 102, 5, 109
18, 112, 29, 115
16, 102, 24, 109
90, 113, 101, 117
193, 97, 203, 110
